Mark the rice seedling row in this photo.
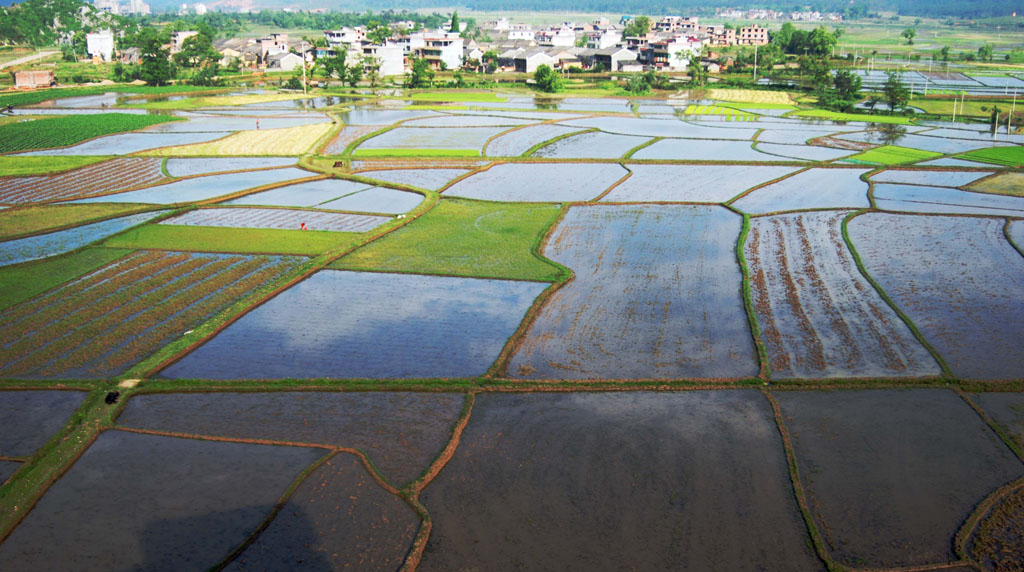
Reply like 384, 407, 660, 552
0, 158, 166, 204
745, 211, 940, 378
0, 251, 302, 378
0, 114, 182, 153
161, 208, 390, 233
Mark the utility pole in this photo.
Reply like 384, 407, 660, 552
301, 40, 308, 95
1010, 89, 1017, 135
753, 42, 757, 81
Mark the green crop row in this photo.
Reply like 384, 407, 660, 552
0, 113, 181, 153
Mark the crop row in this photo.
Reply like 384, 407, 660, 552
0, 158, 166, 204
0, 113, 180, 154
0, 252, 301, 378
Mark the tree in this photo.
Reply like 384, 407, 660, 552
482, 49, 499, 73
882, 71, 910, 114
978, 44, 993, 62
901, 28, 916, 45
173, 33, 218, 68
450, 11, 460, 36
322, 49, 348, 83
688, 59, 707, 87
623, 16, 650, 38
346, 61, 363, 87
407, 57, 434, 88
191, 62, 222, 86
533, 64, 562, 93
825, 69, 863, 112
140, 37, 173, 86
939, 45, 950, 61
367, 23, 390, 45
771, 22, 795, 49
625, 73, 650, 94
363, 56, 380, 87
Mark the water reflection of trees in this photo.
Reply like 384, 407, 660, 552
872, 123, 907, 145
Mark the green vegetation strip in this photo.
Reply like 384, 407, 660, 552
0, 156, 110, 177
733, 211, 771, 379
101, 224, 362, 257
840, 210, 952, 377
0, 204, 158, 240
0, 247, 134, 310
789, 109, 915, 125
0, 85, 225, 109
352, 148, 481, 158
0, 114, 182, 154
958, 146, 1024, 168
332, 198, 565, 281
760, 388, 837, 571
843, 145, 942, 165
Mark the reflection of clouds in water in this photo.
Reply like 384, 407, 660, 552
167, 270, 546, 379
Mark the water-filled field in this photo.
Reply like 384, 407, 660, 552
3, 88, 1024, 570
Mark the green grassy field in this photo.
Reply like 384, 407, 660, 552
843, 145, 942, 164
100, 224, 360, 256
332, 198, 565, 281
0, 114, 181, 153
789, 109, 916, 124
913, 98, 1019, 117
957, 146, 1024, 167
0, 155, 110, 176
0, 247, 134, 310
0, 85, 225, 109
0, 204, 158, 239
967, 172, 1024, 196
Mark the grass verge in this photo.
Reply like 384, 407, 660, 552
843, 145, 942, 165
968, 173, 1024, 197
100, 224, 361, 256
0, 156, 110, 177
957, 146, 1024, 168
331, 198, 565, 281
0, 204, 157, 240
733, 211, 771, 379
788, 109, 915, 124
0, 247, 134, 310
0, 114, 182, 153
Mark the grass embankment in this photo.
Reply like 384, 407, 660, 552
958, 146, 1024, 168
0, 204, 157, 239
100, 224, 360, 256
351, 148, 481, 158
0, 85, 226, 109
684, 105, 756, 120
332, 198, 565, 281
844, 145, 942, 165
0, 155, 110, 176
0, 247, 133, 310
913, 98, 1018, 117
0, 114, 182, 153
788, 109, 916, 124
144, 123, 333, 157
968, 173, 1024, 196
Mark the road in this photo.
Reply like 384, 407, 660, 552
0, 51, 58, 70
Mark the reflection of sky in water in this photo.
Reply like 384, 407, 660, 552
0, 211, 166, 265
562, 116, 758, 140
602, 165, 798, 203
145, 114, 329, 133
19, 132, 226, 156
839, 131, 1016, 154
755, 142, 854, 161
337, 109, 439, 125
317, 187, 423, 214
69, 168, 312, 204
161, 270, 546, 379
355, 169, 468, 191
445, 163, 626, 202
404, 115, 536, 128
535, 132, 649, 159
870, 170, 993, 187
359, 126, 508, 150
165, 158, 296, 178
486, 124, 582, 157
0, 390, 88, 456
733, 169, 870, 214
873, 183, 1024, 216
633, 138, 777, 161
226, 178, 371, 208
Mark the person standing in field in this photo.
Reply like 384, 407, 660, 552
300, 222, 307, 230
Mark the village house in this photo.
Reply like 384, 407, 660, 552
14, 70, 55, 89
86, 30, 115, 62
738, 25, 769, 46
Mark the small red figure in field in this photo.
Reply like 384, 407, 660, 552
256, 119, 260, 130
300, 222, 307, 230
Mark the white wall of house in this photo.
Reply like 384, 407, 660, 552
86, 30, 115, 61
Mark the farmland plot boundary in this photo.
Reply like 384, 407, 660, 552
1004, 219, 1024, 260
840, 210, 953, 378
730, 209, 771, 379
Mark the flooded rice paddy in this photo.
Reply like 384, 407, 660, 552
3, 89, 1024, 569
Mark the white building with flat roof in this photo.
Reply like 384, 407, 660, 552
86, 30, 115, 62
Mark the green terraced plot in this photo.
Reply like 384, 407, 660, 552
789, 110, 914, 125
0, 247, 133, 311
0, 156, 110, 177
333, 198, 564, 281
0, 114, 182, 153
958, 146, 1024, 168
102, 224, 360, 256
844, 145, 942, 165
0, 204, 157, 240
